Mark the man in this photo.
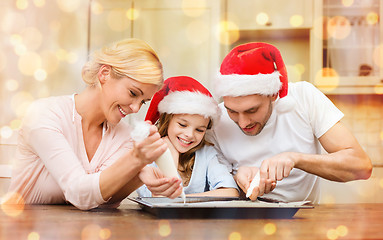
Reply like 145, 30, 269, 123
209, 42, 372, 203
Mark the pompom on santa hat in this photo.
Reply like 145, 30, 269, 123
215, 42, 295, 112
145, 76, 220, 125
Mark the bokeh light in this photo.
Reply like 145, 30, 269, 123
81, 224, 102, 240
290, 15, 304, 27
5, 79, 19, 92
264, 223, 277, 235
229, 232, 241, 240
256, 12, 269, 26
16, 0, 28, 10
182, 0, 206, 17
286, 65, 302, 82
33, 0, 45, 8
315, 68, 340, 92
327, 228, 338, 240
1, 191, 25, 217
366, 12, 379, 25
56, 0, 81, 13
34, 69, 47, 81
379, 178, 383, 189
186, 20, 209, 45
28, 232, 40, 240
336, 225, 348, 237
126, 8, 140, 20
327, 16, 351, 40
41, 51, 59, 74
10, 119, 22, 130
295, 63, 305, 75
18, 52, 42, 76
99, 228, 111, 239
0, 126, 13, 139
21, 27, 43, 51
217, 21, 239, 45
158, 220, 171, 237
341, 0, 354, 7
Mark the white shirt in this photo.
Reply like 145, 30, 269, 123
8, 95, 133, 210
209, 82, 344, 203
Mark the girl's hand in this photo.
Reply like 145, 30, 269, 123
132, 123, 167, 166
139, 166, 183, 199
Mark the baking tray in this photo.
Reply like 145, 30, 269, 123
128, 197, 313, 219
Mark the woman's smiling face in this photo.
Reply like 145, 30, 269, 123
167, 114, 210, 153
100, 65, 159, 125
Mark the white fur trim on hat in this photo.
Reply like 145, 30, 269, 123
158, 91, 220, 123
215, 71, 282, 98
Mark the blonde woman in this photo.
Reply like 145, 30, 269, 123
6, 39, 176, 210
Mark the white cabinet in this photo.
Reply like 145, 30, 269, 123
311, 0, 383, 94
226, 0, 313, 30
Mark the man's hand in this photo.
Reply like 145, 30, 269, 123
260, 152, 295, 183
234, 166, 276, 201
138, 166, 183, 199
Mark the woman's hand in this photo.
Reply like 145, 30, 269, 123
139, 166, 183, 199
132, 123, 168, 166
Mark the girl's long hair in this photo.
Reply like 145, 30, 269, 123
157, 113, 212, 186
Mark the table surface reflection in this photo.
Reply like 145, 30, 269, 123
1, 202, 382, 239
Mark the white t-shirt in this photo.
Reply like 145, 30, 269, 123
209, 81, 344, 203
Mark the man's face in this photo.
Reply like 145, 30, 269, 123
223, 94, 276, 136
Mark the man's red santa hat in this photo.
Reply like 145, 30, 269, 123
215, 42, 294, 112
145, 76, 220, 125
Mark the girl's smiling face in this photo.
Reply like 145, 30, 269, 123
167, 114, 210, 153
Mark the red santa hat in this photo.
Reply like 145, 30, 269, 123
215, 42, 294, 112
145, 76, 220, 125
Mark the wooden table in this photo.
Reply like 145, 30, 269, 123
1, 203, 382, 239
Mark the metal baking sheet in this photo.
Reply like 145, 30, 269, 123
128, 197, 313, 219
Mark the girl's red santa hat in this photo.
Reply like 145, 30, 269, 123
215, 42, 294, 112
145, 76, 220, 125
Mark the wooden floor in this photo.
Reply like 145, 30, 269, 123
1, 202, 382, 239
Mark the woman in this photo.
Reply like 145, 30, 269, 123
137, 76, 239, 198
5, 39, 180, 210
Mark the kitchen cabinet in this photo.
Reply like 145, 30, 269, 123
311, 0, 383, 94
226, 0, 313, 30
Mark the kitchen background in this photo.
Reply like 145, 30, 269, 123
0, 0, 382, 203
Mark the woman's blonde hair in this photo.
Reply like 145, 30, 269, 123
157, 113, 213, 186
82, 38, 163, 86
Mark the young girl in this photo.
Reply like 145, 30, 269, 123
137, 76, 239, 198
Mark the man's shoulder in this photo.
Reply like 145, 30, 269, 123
288, 81, 318, 95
